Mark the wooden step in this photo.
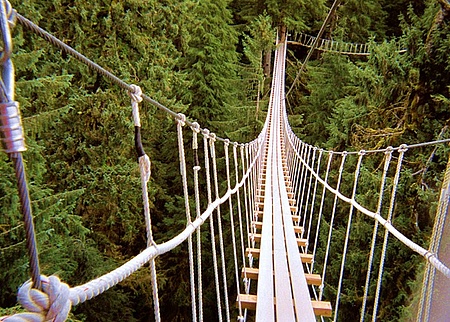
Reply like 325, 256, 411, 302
236, 294, 332, 317
241, 267, 321, 286
255, 212, 300, 222
252, 221, 303, 234
250, 233, 307, 247
246, 248, 312, 263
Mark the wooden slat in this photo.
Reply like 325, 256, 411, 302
242, 267, 322, 286
246, 248, 313, 263
250, 233, 307, 246
252, 221, 303, 234
236, 294, 332, 317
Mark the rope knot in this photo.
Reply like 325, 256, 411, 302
385, 146, 394, 154
209, 133, 216, 142
399, 144, 408, 153
201, 128, 210, 138
177, 113, 186, 126
7, 275, 73, 322
358, 149, 366, 156
128, 85, 143, 127
190, 122, 201, 133
128, 84, 143, 104
224, 139, 230, 147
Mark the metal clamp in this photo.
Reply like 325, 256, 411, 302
0, 101, 25, 153
0, 0, 23, 153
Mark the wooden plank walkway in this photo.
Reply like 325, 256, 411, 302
237, 32, 332, 321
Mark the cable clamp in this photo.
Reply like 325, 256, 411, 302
0, 101, 26, 153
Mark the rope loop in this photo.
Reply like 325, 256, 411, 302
177, 113, 186, 126
190, 121, 201, 133
224, 138, 230, 147
201, 128, 210, 138
385, 146, 394, 154
358, 149, 366, 156
128, 84, 143, 127
1, 275, 73, 322
128, 84, 143, 104
210, 133, 216, 142
399, 144, 409, 153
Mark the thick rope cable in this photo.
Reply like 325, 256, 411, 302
360, 149, 392, 322
372, 146, 407, 322
210, 135, 231, 322
319, 152, 347, 301
0, 1, 42, 290
176, 114, 197, 322
334, 151, 364, 321
14, 12, 233, 144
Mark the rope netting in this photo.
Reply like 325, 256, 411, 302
283, 109, 450, 321
1, 1, 449, 321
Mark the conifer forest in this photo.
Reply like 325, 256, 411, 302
1, 0, 450, 321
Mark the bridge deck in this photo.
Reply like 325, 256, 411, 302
237, 36, 331, 321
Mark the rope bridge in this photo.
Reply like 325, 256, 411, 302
1, 1, 449, 321
287, 32, 406, 56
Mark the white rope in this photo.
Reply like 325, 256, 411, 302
334, 151, 364, 321
129, 84, 142, 127
286, 133, 450, 278
312, 152, 334, 273
210, 135, 231, 322
129, 84, 160, 322
225, 140, 244, 318
302, 146, 317, 241
298, 144, 312, 224
238, 144, 250, 300
176, 113, 197, 322
372, 146, 407, 322
202, 130, 223, 322
191, 122, 203, 322
360, 149, 392, 322
319, 152, 347, 301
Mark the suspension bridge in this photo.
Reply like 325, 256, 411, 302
1, 2, 450, 321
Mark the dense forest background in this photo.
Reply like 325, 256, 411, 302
1, 0, 450, 321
